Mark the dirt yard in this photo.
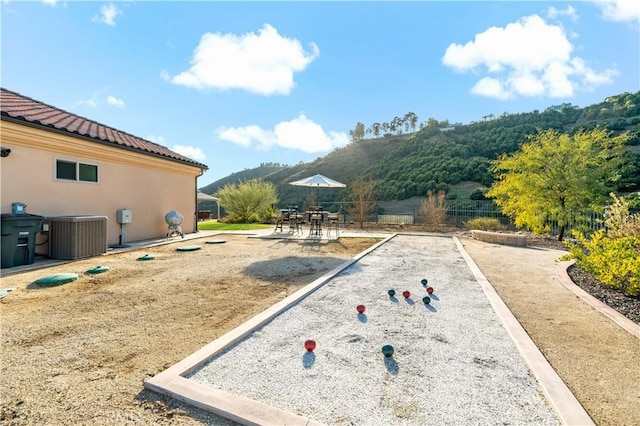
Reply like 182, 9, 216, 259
0, 235, 378, 425
1, 232, 638, 425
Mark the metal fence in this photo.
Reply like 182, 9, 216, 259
316, 200, 615, 237
373, 200, 513, 228
546, 211, 605, 235
377, 214, 416, 225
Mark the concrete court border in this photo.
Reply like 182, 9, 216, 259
145, 233, 593, 426
556, 260, 640, 340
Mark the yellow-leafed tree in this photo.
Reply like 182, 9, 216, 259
487, 128, 628, 240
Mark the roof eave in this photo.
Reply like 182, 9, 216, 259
0, 114, 209, 171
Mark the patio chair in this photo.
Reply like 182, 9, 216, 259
274, 209, 290, 232
290, 212, 304, 234
327, 213, 340, 237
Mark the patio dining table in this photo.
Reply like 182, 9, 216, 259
306, 207, 327, 236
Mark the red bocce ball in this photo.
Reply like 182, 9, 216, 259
426, 286, 434, 294
357, 304, 366, 314
402, 290, 411, 298
304, 339, 316, 352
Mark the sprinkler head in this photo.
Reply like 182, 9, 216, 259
402, 290, 411, 298
421, 278, 428, 286
388, 289, 396, 297
304, 339, 316, 352
356, 304, 366, 314
422, 296, 431, 305
426, 287, 434, 295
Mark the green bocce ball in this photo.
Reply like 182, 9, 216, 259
381, 344, 394, 357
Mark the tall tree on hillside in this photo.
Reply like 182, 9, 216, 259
371, 122, 381, 137
391, 116, 403, 134
407, 112, 418, 132
426, 117, 439, 130
388, 119, 397, 135
486, 128, 628, 240
403, 112, 412, 133
349, 122, 366, 141
381, 122, 390, 135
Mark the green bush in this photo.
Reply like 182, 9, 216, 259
563, 230, 640, 297
464, 217, 505, 231
469, 189, 487, 200
216, 179, 277, 223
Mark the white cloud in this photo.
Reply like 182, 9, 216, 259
147, 135, 206, 162
106, 95, 125, 108
146, 135, 166, 144
171, 145, 206, 162
75, 93, 128, 109
441, 14, 618, 99
547, 5, 578, 22
92, 3, 122, 26
590, 0, 640, 24
75, 96, 98, 108
168, 24, 319, 95
217, 114, 349, 153
471, 77, 511, 100
41, 0, 57, 6
217, 125, 272, 148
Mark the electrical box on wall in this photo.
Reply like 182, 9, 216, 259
116, 209, 133, 224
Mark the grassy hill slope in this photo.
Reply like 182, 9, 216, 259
200, 91, 640, 208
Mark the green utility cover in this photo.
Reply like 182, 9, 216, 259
176, 245, 202, 251
34, 273, 79, 287
137, 254, 155, 261
205, 240, 226, 244
86, 265, 110, 274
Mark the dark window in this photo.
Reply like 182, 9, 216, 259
56, 160, 98, 183
56, 160, 77, 180
79, 163, 98, 182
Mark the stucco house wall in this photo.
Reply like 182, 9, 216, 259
0, 88, 208, 248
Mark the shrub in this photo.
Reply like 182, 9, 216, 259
216, 179, 277, 223
469, 189, 487, 200
563, 230, 640, 297
464, 218, 505, 231
420, 190, 447, 229
604, 193, 640, 238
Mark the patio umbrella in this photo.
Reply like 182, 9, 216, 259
289, 174, 346, 204
197, 191, 218, 202
196, 191, 220, 220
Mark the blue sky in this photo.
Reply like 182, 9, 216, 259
2, 1, 639, 186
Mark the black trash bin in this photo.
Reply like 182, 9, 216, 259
1, 213, 44, 268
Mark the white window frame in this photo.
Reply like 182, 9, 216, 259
54, 158, 99, 183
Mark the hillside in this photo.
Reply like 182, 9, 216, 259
199, 91, 640, 209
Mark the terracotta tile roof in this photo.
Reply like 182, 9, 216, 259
0, 87, 208, 170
